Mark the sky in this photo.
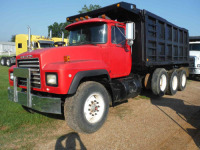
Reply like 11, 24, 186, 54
0, 0, 199, 42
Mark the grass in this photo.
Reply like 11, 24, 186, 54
0, 65, 58, 149
135, 95, 150, 100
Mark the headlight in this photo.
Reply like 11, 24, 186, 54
46, 73, 58, 86
10, 72, 14, 80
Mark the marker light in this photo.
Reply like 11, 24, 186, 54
75, 18, 79, 22
117, 4, 120, 7
85, 16, 90, 19
64, 55, 70, 62
80, 17, 84, 20
102, 14, 106, 19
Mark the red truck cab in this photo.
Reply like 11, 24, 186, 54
9, 18, 132, 95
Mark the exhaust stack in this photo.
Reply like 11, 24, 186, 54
62, 32, 64, 42
27, 26, 31, 52
50, 30, 52, 39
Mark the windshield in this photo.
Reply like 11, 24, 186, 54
189, 44, 200, 51
68, 23, 107, 46
40, 43, 54, 48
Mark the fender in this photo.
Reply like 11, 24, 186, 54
68, 69, 110, 94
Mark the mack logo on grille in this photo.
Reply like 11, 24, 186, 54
20, 55, 33, 59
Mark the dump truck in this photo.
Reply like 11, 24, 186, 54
1, 28, 68, 66
189, 36, 200, 78
8, 2, 189, 133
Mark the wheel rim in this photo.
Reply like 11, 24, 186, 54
172, 75, 178, 90
181, 74, 186, 87
7, 60, 10, 66
1, 59, 4, 65
160, 74, 167, 92
84, 93, 105, 124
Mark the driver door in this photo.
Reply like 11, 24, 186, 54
109, 25, 131, 78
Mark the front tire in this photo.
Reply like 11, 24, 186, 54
64, 81, 110, 133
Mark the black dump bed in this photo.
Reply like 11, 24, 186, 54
67, 2, 189, 72
189, 36, 200, 42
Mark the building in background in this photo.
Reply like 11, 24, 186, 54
0, 42, 16, 56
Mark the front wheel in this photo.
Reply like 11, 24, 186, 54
64, 81, 110, 133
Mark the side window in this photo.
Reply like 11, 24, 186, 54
36, 42, 39, 48
18, 43, 22, 48
111, 26, 126, 46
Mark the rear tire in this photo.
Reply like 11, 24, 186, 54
166, 69, 178, 95
6, 57, 11, 67
151, 68, 168, 96
64, 81, 110, 133
0, 57, 6, 66
178, 69, 187, 91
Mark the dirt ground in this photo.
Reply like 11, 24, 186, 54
34, 80, 200, 150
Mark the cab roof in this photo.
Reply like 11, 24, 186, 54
65, 18, 124, 30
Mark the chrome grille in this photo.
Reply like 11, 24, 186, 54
17, 58, 41, 88
189, 57, 195, 67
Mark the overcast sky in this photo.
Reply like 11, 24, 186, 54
0, 0, 199, 42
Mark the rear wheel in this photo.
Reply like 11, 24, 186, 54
0, 57, 6, 66
178, 69, 187, 91
6, 57, 11, 67
64, 81, 110, 133
166, 70, 178, 95
151, 68, 168, 96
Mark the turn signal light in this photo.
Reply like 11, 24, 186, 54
64, 56, 70, 62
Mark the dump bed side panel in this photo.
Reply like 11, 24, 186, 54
144, 11, 189, 67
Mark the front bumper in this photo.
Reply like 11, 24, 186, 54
189, 68, 200, 75
8, 68, 61, 114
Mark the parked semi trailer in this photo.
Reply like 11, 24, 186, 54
189, 36, 200, 78
8, 2, 189, 133
1, 28, 68, 67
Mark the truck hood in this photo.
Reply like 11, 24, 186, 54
17, 45, 103, 68
189, 51, 200, 57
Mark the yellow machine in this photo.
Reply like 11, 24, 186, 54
15, 34, 55, 56
1, 28, 68, 67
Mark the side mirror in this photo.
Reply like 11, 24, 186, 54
126, 22, 135, 46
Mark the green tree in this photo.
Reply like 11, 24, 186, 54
48, 22, 70, 38
48, 4, 101, 38
10, 35, 16, 42
78, 4, 101, 14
